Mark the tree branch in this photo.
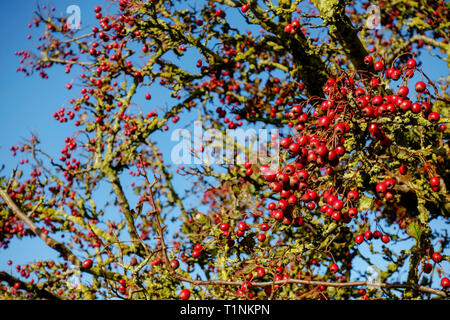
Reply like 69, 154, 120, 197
0, 270, 62, 300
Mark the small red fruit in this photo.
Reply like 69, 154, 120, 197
373, 230, 382, 239
441, 277, 450, 288
427, 112, 440, 123
280, 137, 292, 149
399, 164, 408, 175
237, 221, 247, 232
374, 60, 384, 71
260, 223, 270, 231
348, 207, 358, 218
376, 181, 387, 196
423, 262, 432, 274
432, 252, 442, 263
288, 142, 300, 155
397, 86, 409, 98
329, 263, 339, 273
170, 259, 180, 270
355, 234, 364, 244
430, 176, 440, 188
241, 4, 249, 12
406, 58, 417, 69
415, 81, 426, 93
179, 289, 191, 300
364, 55, 373, 65
331, 211, 341, 221
256, 267, 266, 278
215, 9, 226, 18
347, 190, 359, 202
192, 249, 201, 258
82, 259, 93, 269
318, 116, 331, 128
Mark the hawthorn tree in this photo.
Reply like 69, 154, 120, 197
1, 0, 449, 300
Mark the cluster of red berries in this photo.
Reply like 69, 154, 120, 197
355, 230, 390, 245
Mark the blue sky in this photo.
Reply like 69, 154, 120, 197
0, 0, 449, 296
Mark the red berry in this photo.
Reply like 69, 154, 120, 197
82, 259, 93, 269
355, 234, 364, 244
370, 78, 380, 88
364, 55, 373, 65
256, 267, 266, 278
373, 230, 382, 239
376, 181, 387, 196
280, 137, 292, 149
423, 262, 432, 274
390, 69, 401, 80
348, 207, 358, 218
406, 58, 417, 69
215, 9, 226, 18
284, 24, 292, 33
374, 61, 384, 71
260, 223, 270, 231
329, 263, 339, 273
332, 199, 343, 211
331, 211, 341, 221
219, 223, 230, 231
430, 176, 440, 188
347, 190, 359, 202
288, 142, 300, 155
192, 249, 201, 258
257, 233, 266, 242
318, 116, 331, 128
404, 69, 414, 78
427, 112, 440, 123
170, 259, 180, 270
399, 164, 408, 175
421, 101, 431, 113
241, 4, 249, 12
237, 221, 247, 232
381, 234, 390, 244
432, 252, 442, 263
397, 86, 409, 98
272, 209, 284, 221
371, 95, 383, 106
441, 277, 450, 288
179, 289, 191, 300
415, 81, 426, 93
385, 178, 396, 189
